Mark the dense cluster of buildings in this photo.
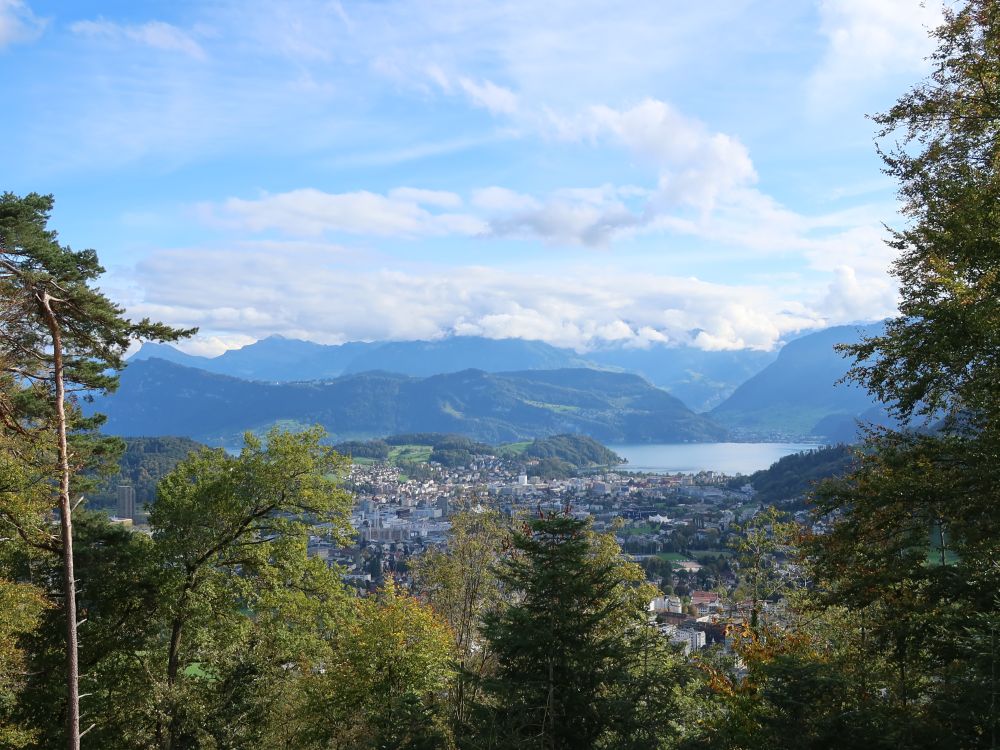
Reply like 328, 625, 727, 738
111, 447, 798, 660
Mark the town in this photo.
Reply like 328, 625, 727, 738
305, 450, 801, 659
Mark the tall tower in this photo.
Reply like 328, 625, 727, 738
116, 485, 136, 520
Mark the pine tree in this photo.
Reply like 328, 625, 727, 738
0, 192, 193, 749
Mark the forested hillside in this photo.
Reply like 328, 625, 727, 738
739, 444, 855, 507
334, 432, 623, 474
86, 436, 205, 511
93, 359, 728, 444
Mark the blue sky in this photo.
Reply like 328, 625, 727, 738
2, 0, 943, 355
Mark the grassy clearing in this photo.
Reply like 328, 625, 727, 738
619, 523, 658, 537
389, 445, 433, 464
690, 548, 733, 559
654, 552, 690, 562
499, 441, 532, 455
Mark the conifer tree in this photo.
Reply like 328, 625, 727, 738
0, 192, 193, 749
472, 514, 693, 750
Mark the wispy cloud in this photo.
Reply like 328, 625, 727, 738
457, 77, 519, 115
0, 0, 44, 49
203, 188, 485, 238
71, 18, 206, 60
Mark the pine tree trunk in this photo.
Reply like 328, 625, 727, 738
39, 292, 81, 750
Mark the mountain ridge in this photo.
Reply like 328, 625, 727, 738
130, 334, 776, 410
710, 322, 891, 440
96, 358, 728, 446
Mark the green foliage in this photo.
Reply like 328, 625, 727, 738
0, 192, 195, 401
1, 191, 194, 749
289, 580, 456, 749
729, 507, 799, 631
687, 618, 901, 750
147, 426, 355, 748
335, 432, 623, 476
9, 511, 163, 748
85, 436, 205, 511
845, 2, 1000, 424
738, 445, 855, 508
3, 426, 466, 750
333, 438, 390, 459
471, 514, 699, 750
0, 577, 46, 749
412, 510, 511, 729
802, 5, 1000, 746
429, 436, 495, 468
522, 434, 623, 467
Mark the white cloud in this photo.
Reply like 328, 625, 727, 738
457, 97, 762, 246
0, 0, 44, 48
810, 0, 944, 108
550, 99, 757, 215
71, 18, 206, 60
179, 333, 258, 358
820, 264, 898, 321
122, 243, 853, 355
205, 188, 486, 238
458, 77, 519, 115
483, 187, 642, 247
471, 187, 540, 212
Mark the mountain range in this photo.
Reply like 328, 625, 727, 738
96, 360, 727, 445
118, 325, 893, 443
131, 335, 770, 412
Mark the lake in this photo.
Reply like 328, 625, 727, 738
608, 442, 822, 476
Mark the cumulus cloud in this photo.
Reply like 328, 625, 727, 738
819, 265, 898, 321
204, 188, 486, 238
0, 0, 44, 48
451, 98, 760, 245
71, 18, 207, 59
180, 334, 258, 358
560, 99, 757, 213
810, 0, 944, 108
206, 183, 648, 247
121, 243, 844, 355
450, 98, 760, 246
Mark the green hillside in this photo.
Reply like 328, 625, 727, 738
87, 436, 206, 511
94, 359, 728, 446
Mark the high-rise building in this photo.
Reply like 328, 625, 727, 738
116, 484, 136, 520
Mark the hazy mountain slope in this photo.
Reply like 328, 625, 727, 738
129, 336, 771, 410
130, 336, 374, 381
129, 336, 590, 381
129, 342, 209, 369
710, 323, 889, 439
342, 336, 593, 376
586, 346, 777, 411
95, 359, 727, 445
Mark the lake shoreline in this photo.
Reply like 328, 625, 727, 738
607, 442, 824, 476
